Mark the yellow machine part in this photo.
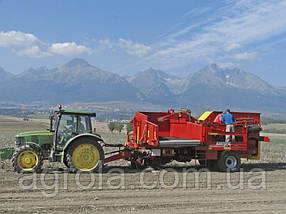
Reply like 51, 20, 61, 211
240, 142, 261, 160
247, 142, 261, 160
72, 144, 100, 171
17, 151, 39, 171
198, 111, 213, 121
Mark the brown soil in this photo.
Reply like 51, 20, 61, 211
1, 161, 286, 214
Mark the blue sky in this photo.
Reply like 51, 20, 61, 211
0, 0, 286, 86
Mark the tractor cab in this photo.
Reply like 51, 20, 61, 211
51, 109, 96, 147
49, 107, 99, 162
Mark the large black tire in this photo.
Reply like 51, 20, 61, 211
63, 155, 70, 168
65, 138, 104, 173
217, 151, 241, 172
130, 159, 147, 169
12, 145, 43, 173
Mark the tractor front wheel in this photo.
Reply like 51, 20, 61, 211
12, 145, 43, 173
66, 138, 104, 173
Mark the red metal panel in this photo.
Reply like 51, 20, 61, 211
205, 150, 217, 159
170, 120, 203, 141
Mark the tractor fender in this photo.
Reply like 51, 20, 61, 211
63, 133, 104, 153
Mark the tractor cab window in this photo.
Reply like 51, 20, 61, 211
78, 116, 91, 134
57, 114, 76, 144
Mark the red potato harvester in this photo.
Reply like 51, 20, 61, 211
105, 109, 270, 172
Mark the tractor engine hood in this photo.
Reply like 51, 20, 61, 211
16, 130, 54, 138
16, 131, 54, 146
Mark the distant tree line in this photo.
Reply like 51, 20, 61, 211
261, 117, 286, 125
0, 108, 34, 118
108, 122, 133, 133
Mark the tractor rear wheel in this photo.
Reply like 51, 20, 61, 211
217, 151, 241, 172
12, 145, 43, 173
66, 138, 104, 173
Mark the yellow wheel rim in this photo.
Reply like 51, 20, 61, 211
72, 144, 100, 171
17, 151, 39, 171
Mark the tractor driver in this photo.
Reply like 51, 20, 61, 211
78, 116, 86, 134
221, 109, 235, 142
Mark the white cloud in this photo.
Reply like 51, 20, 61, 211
169, 23, 205, 38
232, 52, 259, 60
0, 30, 94, 58
185, 7, 212, 17
225, 43, 241, 52
99, 39, 112, 48
147, 0, 286, 68
49, 42, 93, 56
118, 38, 151, 57
15, 46, 51, 58
97, 39, 115, 52
0, 30, 39, 47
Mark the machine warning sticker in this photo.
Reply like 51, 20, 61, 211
216, 142, 229, 145
216, 142, 231, 147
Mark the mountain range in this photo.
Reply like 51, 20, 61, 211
0, 59, 143, 103
0, 59, 285, 113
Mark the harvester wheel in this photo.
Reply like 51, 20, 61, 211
130, 159, 147, 169
65, 138, 104, 173
218, 151, 241, 172
12, 145, 43, 173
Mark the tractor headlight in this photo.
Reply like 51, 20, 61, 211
15, 137, 25, 146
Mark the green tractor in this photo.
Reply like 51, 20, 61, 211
0, 107, 106, 173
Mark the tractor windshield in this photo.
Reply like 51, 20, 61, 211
56, 114, 92, 145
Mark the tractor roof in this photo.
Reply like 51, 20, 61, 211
57, 110, 96, 117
